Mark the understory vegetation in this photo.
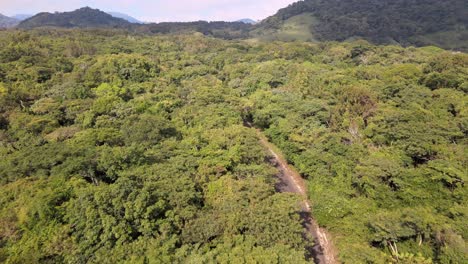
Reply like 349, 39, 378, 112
0, 29, 466, 263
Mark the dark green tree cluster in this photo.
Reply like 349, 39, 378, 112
256, 0, 468, 51
0, 29, 466, 263
18, 7, 132, 29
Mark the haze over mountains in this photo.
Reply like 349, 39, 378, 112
236, 19, 257, 25
107, 12, 142, 24
1, 11, 143, 26
12, 14, 33, 21
4, 0, 468, 51
0, 14, 20, 28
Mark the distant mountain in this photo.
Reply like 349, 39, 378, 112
0, 14, 19, 28
13, 14, 33, 21
18, 7, 132, 29
252, 0, 468, 50
107, 12, 142, 24
236, 19, 256, 24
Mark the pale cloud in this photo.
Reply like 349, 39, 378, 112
0, 0, 300, 22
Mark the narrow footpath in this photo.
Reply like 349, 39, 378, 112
246, 122, 337, 264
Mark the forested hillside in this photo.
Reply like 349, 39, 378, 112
13, 1, 468, 51
252, 0, 468, 51
16, 7, 252, 40
0, 30, 467, 263
18, 7, 131, 29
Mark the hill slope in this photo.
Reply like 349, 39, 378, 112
107, 12, 142, 24
0, 14, 20, 28
252, 0, 468, 50
12, 14, 33, 21
18, 7, 132, 29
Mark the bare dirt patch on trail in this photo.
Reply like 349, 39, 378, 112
247, 122, 338, 264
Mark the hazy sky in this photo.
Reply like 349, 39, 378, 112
1, 0, 299, 22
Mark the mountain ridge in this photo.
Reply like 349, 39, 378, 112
18, 7, 132, 29
12, 14, 33, 21
107, 12, 142, 24
0, 14, 20, 28
11, 1, 468, 51
236, 18, 256, 24
15, 7, 252, 40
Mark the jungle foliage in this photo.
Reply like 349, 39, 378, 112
0, 29, 466, 263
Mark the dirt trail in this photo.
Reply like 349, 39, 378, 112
247, 122, 338, 264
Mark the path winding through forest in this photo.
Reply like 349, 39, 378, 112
246, 122, 338, 264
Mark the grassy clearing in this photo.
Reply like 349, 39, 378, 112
250, 13, 318, 42
409, 29, 468, 51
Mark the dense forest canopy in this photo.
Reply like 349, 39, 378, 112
0, 29, 466, 263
